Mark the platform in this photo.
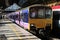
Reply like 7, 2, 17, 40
0, 19, 41, 40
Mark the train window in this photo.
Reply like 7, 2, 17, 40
45, 9, 52, 18
30, 8, 37, 18
20, 13, 25, 21
38, 9, 45, 18
30, 6, 52, 19
14, 15, 18, 20
31, 12, 37, 18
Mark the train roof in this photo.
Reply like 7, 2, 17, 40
20, 4, 51, 10
9, 4, 51, 14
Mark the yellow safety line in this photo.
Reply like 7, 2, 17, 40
8, 24, 22, 40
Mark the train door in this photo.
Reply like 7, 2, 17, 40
20, 13, 24, 27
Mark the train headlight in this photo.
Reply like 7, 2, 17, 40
30, 24, 35, 26
59, 20, 60, 24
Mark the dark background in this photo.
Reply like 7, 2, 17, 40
0, 0, 60, 9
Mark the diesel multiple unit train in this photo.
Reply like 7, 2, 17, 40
7, 4, 52, 34
6, 4, 60, 38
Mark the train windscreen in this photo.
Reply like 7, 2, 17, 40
29, 6, 52, 19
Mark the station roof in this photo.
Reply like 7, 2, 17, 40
0, 0, 60, 9
4, 3, 21, 11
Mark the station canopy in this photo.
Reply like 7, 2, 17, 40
4, 3, 21, 11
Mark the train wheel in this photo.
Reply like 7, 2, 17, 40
38, 28, 44, 35
30, 26, 37, 35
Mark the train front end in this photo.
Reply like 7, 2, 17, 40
29, 6, 52, 34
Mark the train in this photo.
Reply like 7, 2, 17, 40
52, 5, 60, 38
7, 4, 52, 35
